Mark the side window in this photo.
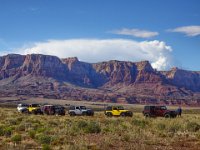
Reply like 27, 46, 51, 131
113, 107, 117, 110
76, 107, 79, 110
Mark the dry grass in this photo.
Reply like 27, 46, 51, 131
0, 107, 200, 150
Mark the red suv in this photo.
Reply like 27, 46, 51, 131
142, 106, 177, 118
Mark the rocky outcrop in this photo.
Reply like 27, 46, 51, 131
0, 54, 68, 80
161, 67, 200, 92
0, 54, 200, 105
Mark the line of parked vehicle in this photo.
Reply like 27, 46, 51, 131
17, 103, 178, 118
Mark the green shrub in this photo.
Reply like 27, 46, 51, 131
48, 120, 59, 127
84, 121, 101, 134
28, 130, 36, 139
132, 119, 148, 128
0, 126, 4, 136
167, 123, 181, 133
36, 134, 52, 144
16, 123, 26, 131
3, 127, 13, 137
11, 134, 22, 144
42, 144, 51, 150
77, 120, 88, 129
186, 122, 200, 132
156, 123, 166, 131
16, 117, 23, 122
36, 127, 46, 133
123, 134, 131, 142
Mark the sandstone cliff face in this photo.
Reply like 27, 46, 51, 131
93, 60, 137, 85
0, 54, 200, 105
0, 54, 68, 80
21, 54, 68, 80
162, 67, 200, 92
62, 57, 105, 87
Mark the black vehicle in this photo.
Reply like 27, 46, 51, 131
143, 105, 177, 118
54, 105, 65, 115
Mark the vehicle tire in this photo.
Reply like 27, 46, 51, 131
106, 112, 112, 117
69, 112, 76, 116
164, 114, 170, 118
145, 113, 150, 118
21, 109, 28, 114
120, 113, 126, 117
129, 112, 133, 117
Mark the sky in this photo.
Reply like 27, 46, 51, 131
0, 0, 200, 70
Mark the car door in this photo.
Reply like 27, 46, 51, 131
75, 107, 82, 115
112, 107, 120, 115
155, 107, 162, 117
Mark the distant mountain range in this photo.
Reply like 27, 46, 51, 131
0, 54, 200, 106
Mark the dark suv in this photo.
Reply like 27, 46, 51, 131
41, 105, 65, 115
143, 106, 177, 118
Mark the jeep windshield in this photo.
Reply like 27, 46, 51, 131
18, 104, 28, 107
80, 106, 86, 110
160, 106, 167, 110
117, 106, 124, 110
31, 104, 40, 107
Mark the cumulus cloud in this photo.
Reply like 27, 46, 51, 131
16, 39, 173, 70
111, 28, 159, 38
168, 25, 200, 36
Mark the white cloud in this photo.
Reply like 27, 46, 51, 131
111, 28, 159, 38
15, 39, 173, 70
168, 25, 200, 36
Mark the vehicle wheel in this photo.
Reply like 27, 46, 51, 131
145, 113, 150, 118
22, 109, 28, 114
129, 112, 133, 117
69, 112, 76, 116
120, 113, 126, 117
164, 114, 170, 118
106, 112, 112, 117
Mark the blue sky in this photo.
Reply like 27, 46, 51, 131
0, 0, 200, 70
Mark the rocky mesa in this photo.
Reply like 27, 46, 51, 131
0, 54, 200, 106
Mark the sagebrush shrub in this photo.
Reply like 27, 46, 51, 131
186, 122, 200, 132
84, 121, 101, 134
11, 134, 22, 144
36, 134, 52, 144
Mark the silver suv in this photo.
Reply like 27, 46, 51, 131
17, 103, 28, 113
68, 106, 94, 116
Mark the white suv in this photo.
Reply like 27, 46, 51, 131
17, 104, 28, 113
68, 106, 94, 116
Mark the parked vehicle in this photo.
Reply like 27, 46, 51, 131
17, 103, 28, 113
41, 105, 55, 115
28, 104, 43, 115
41, 105, 65, 115
54, 105, 65, 115
104, 106, 133, 117
142, 105, 177, 118
68, 106, 94, 116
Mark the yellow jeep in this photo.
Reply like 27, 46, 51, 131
105, 106, 133, 117
28, 104, 43, 114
